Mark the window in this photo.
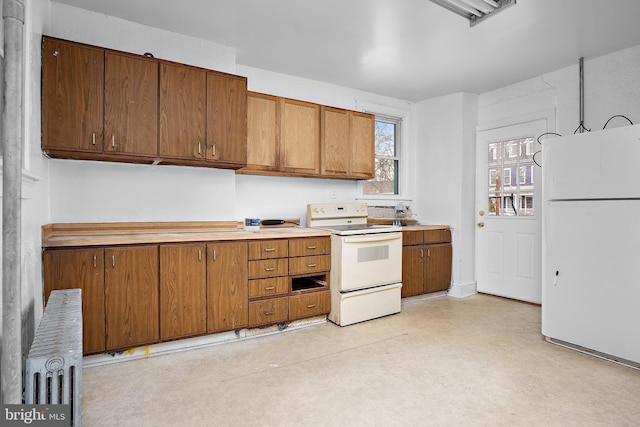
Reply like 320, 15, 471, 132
487, 137, 536, 216
363, 115, 402, 196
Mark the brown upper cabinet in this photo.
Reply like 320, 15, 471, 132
158, 62, 248, 168
243, 92, 374, 180
246, 92, 280, 172
159, 62, 207, 161
280, 98, 321, 175
42, 37, 158, 162
321, 107, 375, 179
42, 36, 247, 169
42, 37, 105, 155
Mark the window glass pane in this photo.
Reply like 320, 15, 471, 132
364, 158, 396, 195
364, 116, 401, 196
375, 121, 396, 157
487, 137, 536, 217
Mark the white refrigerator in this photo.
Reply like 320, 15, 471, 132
542, 124, 640, 368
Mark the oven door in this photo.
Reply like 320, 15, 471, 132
333, 231, 402, 292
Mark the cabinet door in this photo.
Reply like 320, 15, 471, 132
159, 63, 206, 160
246, 92, 279, 171
104, 52, 158, 157
160, 244, 207, 340
43, 248, 106, 354
207, 241, 249, 332
321, 106, 349, 176
349, 111, 375, 178
280, 98, 320, 175
402, 245, 424, 298
206, 73, 247, 166
424, 243, 453, 293
104, 245, 159, 350
42, 38, 104, 152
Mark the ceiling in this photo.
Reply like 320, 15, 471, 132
53, 0, 640, 102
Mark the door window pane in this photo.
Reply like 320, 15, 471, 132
487, 137, 535, 217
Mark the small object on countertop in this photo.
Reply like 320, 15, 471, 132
244, 218, 260, 232
261, 219, 286, 226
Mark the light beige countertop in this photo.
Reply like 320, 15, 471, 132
42, 221, 331, 248
399, 224, 450, 231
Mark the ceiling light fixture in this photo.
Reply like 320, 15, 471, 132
429, 0, 516, 27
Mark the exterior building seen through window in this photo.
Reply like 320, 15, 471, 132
363, 115, 401, 195
488, 137, 535, 216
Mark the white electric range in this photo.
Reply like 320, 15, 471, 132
307, 203, 403, 326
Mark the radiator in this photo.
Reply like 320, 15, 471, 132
25, 289, 83, 426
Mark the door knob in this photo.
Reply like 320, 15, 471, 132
477, 222, 485, 228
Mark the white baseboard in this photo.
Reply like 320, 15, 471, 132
448, 281, 477, 299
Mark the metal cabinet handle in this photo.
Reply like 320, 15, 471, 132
198, 142, 202, 155
307, 263, 317, 268
264, 310, 275, 316
265, 286, 276, 291
92, 132, 96, 145
264, 248, 276, 252
211, 144, 216, 156
265, 267, 276, 271
420, 249, 424, 258
93, 255, 97, 268
307, 245, 317, 249
306, 304, 316, 309
213, 249, 217, 261
112, 255, 115, 267
111, 135, 115, 148
427, 248, 431, 257
198, 249, 202, 261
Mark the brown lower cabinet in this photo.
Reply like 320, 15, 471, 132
160, 243, 207, 340
402, 228, 452, 298
42, 236, 330, 355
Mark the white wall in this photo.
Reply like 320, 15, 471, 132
412, 93, 478, 294
45, 3, 415, 226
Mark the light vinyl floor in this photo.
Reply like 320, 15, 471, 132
82, 294, 640, 426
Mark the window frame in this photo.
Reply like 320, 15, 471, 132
356, 101, 411, 203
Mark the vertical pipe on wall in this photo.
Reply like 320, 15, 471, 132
1, 0, 24, 404
579, 57, 584, 132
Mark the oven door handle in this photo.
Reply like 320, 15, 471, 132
343, 233, 401, 244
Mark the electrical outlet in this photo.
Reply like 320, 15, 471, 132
330, 190, 337, 199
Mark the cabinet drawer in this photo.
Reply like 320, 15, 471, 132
289, 255, 330, 275
424, 229, 451, 244
289, 291, 330, 320
249, 277, 289, 298
402, 230, 424, 246
248, 297, 289, 327
248, 239, 288, 260
248, 258, 288, 279
289, 237, 330, 257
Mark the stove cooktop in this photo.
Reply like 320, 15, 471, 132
316, 223, 401, 236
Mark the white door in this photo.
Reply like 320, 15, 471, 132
476, 119, 547, 303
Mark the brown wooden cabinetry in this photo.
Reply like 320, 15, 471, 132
42, 227, 331, 355
246, 92, 279, 171
159, 62, 207, 160
43, 247, 106, 354
42, 37, 104, 154
207, 241, 249, 333
159, 243, 207, 340
247, 237, 330, 328
104, 245, 160, 350
42, 36, 246, 169
104, 51, 158, 157
401, 228, 452, 298
42, 37, 158, 162
43, 245, 160, 354
280, 98, 321, 175
206, 72, 247, 166
243, 92, 374, 180
321, 107, 375, 179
